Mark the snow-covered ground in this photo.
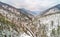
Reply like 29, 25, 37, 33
20, 33, 31, 37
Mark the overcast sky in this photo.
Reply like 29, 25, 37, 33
0, 0, 60, 11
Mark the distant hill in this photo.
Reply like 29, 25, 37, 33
39, 4, 60, 16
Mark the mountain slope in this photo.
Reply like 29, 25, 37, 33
0, 13, 21, 37
0, 1, 34, 19
0, 2, 35, 37
39, 4, 60, 16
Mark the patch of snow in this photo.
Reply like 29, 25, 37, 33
20, 33, 31, 37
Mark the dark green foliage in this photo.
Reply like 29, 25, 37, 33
52, 28, 56, 35
57, 25, 60, 35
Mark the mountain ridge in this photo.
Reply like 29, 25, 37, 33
39, 4, 60, 16
0, 1, 34, 18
